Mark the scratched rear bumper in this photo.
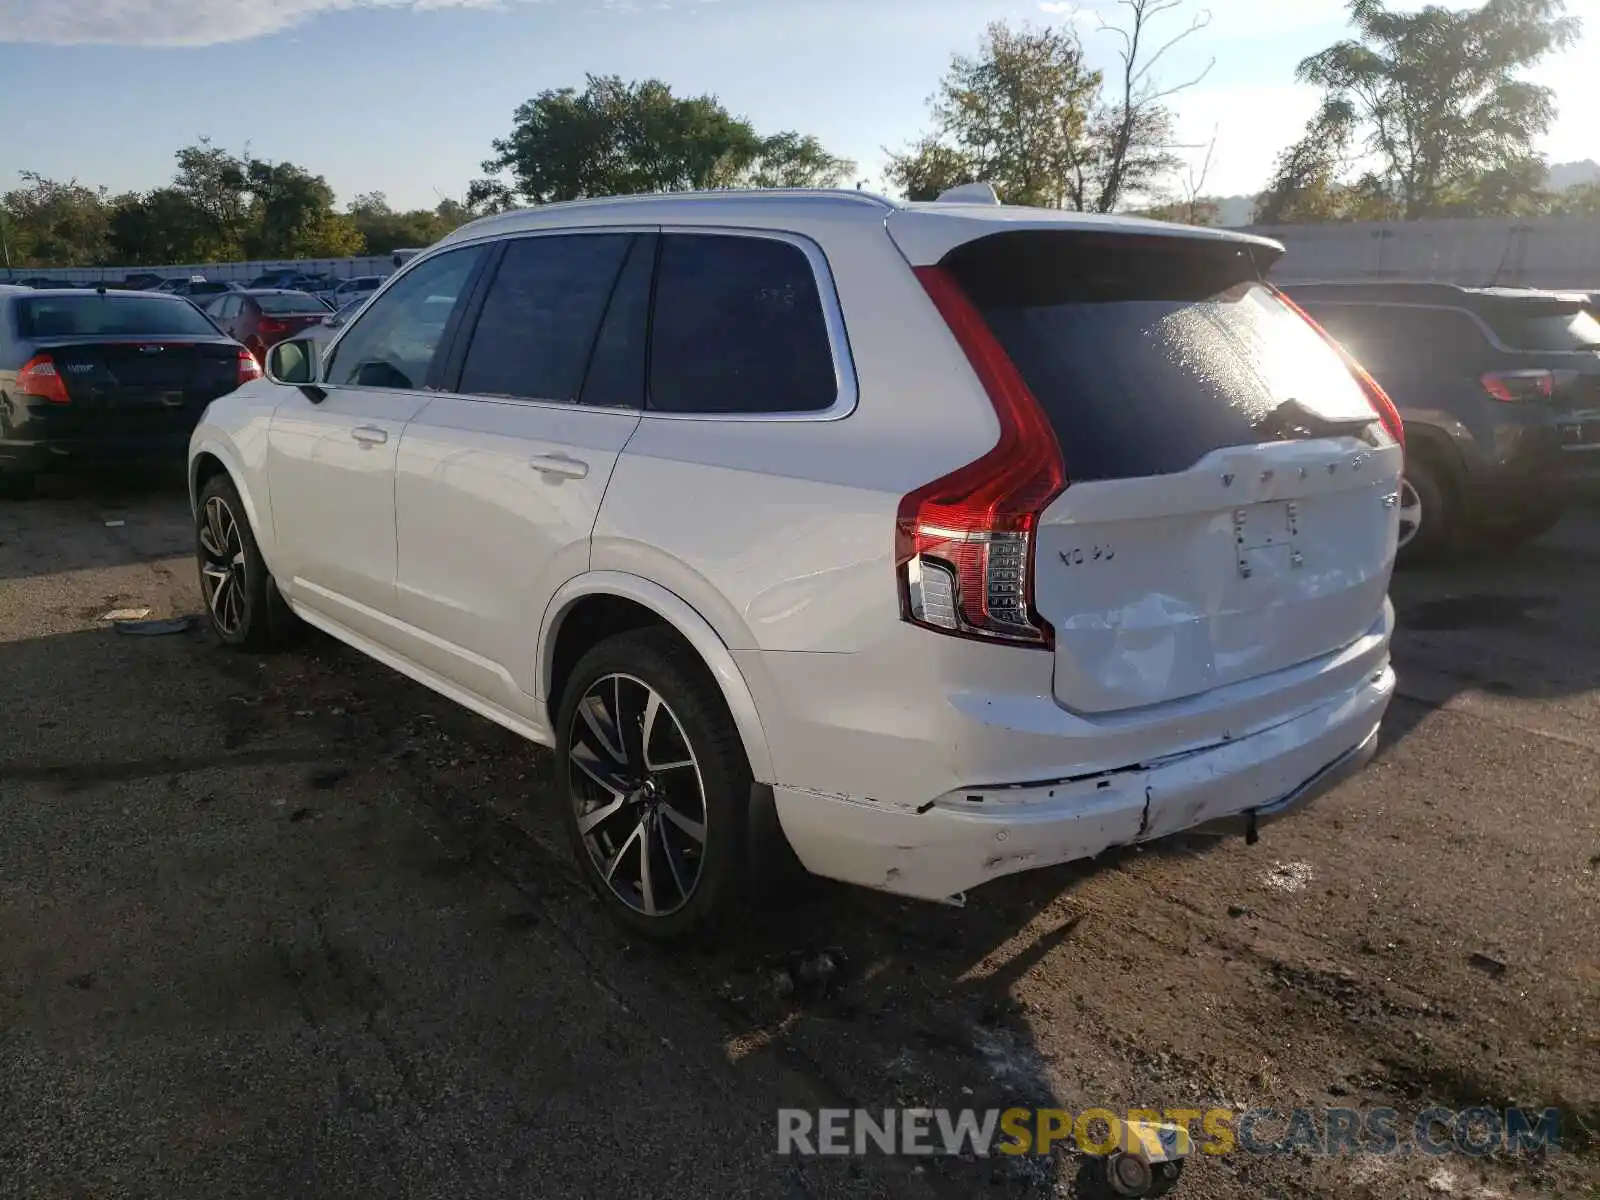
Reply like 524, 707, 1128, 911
771, 666, 1393, 902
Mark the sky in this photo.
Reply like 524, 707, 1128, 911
0, 0, 1593, 212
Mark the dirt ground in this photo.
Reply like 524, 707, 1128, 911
1, 474, 1595, 1200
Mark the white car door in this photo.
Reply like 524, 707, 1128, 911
391, 230, 652, 719
266, 243, 490, 644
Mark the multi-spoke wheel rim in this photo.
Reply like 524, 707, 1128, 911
567, 673, 707, 918
198, 495, 247, 636
1397, 478, 1422, 548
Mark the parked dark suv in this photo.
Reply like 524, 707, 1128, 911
1285, 282, 1600, 560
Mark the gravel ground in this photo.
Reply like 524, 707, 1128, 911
1, 474, 1595, 1200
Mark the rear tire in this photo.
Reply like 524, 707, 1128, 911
1396, 457, 1454, 566
195, 473, 300, 651
555, 628, 758, 942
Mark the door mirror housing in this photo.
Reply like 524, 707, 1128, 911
265, 338, 318, 385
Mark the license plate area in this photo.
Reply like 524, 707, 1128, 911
1232, 501, 1302, 579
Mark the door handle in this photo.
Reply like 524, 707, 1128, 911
350, 425, 388, 446
529, 453, 590, 480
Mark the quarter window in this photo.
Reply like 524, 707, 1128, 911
648, 234, 837, 415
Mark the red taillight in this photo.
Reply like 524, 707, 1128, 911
258, 317, 287, 337
1271, 287, 1405, 451
1481, 370, 1554, 403
237, 348, 263, 384
17, 354, 70, 404
897, 266, 1067, 648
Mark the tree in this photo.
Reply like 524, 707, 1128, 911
884, 8, 1207, 212
245, 159, 364, 259
1086, 0, 1213, 214
1273, 0, 1582, 221
1, 173, 112, 267
473, 74, 854, 205
885, 23, 1100, 208
346, 191, 480, 255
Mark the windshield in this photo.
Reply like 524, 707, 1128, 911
15, 294, 221, 339
256, 292, 328, 314
1483, 304, 1600, 352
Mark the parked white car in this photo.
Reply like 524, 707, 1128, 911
188, 188, 1401, 938
327, 275, 385, 310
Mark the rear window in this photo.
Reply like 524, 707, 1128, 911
1482, 303, 1600, 352
188, 282, 232, 295
255, 292, 327, 314
14, 294, 220, 339
947, 233, 1379, 482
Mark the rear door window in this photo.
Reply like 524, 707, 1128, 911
456, 233, 634, 403
648, 233, 837, 415
1303, 304, 1488, 375
947, 232, 1380, 482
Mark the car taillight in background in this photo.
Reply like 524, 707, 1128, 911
17, 354, 70, 404
257, 317, 288, 337
896, 266, 1067, 649
237, 348, 264, 384
1481, 369, 1556, 403
1270, 287, 1405, 451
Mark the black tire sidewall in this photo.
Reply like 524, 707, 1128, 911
196, 474, 272, 649
1398, 458, 1452, 565
554, 628, 753, 942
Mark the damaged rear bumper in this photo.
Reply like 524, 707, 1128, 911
771, 665, 1393, 902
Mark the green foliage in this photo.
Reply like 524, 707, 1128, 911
473, 74, 854, 205
0, 173, 112, 267
1265, 0, 1582, 221
346, 192, 472, 257
885, 23, 1102, 208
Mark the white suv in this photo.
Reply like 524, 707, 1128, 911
188, 189, 1402, 938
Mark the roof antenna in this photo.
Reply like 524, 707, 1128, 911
935, 182, 1002, 205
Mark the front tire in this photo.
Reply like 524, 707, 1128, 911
555, 628, 754, 941
195, 473, 298, 650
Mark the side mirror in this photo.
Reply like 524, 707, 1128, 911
264, 339, 326, 403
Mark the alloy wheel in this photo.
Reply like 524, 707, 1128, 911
567, 673, 707, 918
1396, 478, 1422, 549
198, 495, 248, 636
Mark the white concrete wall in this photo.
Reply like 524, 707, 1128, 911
1251, 216, 1600, 288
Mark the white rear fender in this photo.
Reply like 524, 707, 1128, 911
537, 572, 776, 784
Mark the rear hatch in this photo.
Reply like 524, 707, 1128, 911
1476, 296, 1600, 450
15, 287, 244, 434
893, 214, 1401, 715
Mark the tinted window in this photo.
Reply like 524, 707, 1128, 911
256, 292, 328, 314
581, 234, 656, 409
1482, 303, 1600, 352
649, 234, 837, 414
950, 233, 1381, 483
326, 247, 483, 390
457, 233, 633, 402
15, 294, 220, 338
188, 282, 232, 296
1303, 304, 1487, 374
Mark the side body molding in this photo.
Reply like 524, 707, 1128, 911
537, 571, 776, 784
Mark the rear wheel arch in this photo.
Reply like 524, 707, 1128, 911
539, 573, 775, 785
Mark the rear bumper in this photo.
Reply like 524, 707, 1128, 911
0, 434, 190, 474
771, 664, 1393, 902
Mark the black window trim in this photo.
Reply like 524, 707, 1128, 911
647, 224, 858, 423
434, 225, 657, 408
